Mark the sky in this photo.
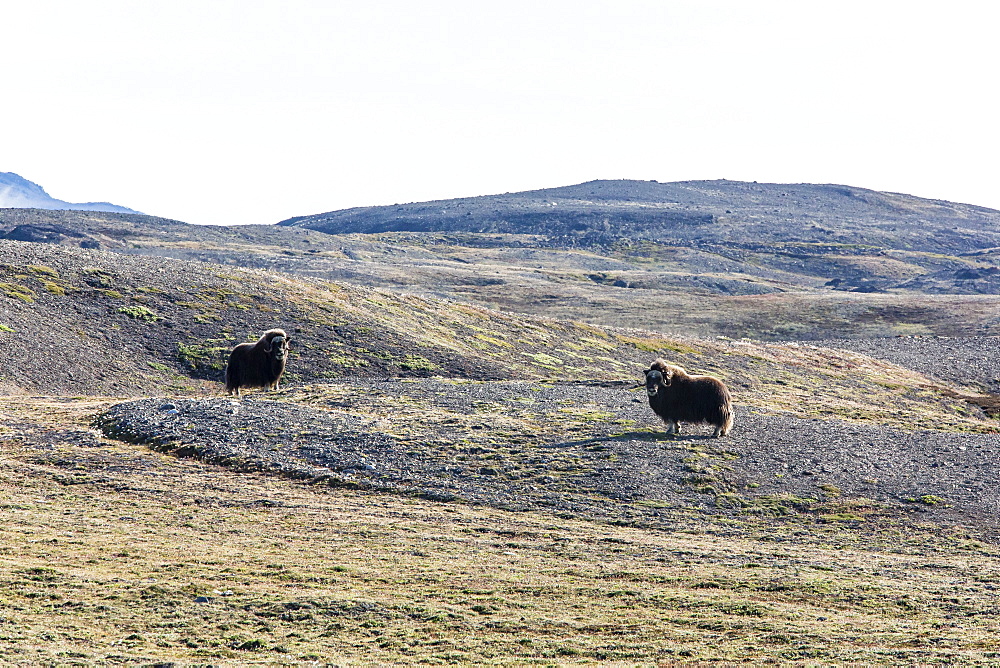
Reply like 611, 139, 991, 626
2, 1, 998, 226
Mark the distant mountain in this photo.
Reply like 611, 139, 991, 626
0, 171, 140, 214
278, 179, 1000, 255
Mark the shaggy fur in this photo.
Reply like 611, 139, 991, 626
644, 358, 733, 437
225, 328, 291, 397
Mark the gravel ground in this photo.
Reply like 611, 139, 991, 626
733, 410, 1000, 527
97, 366, 1000, 538
818, 336, 1000, 393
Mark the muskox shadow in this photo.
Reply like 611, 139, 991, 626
544, 430, 699, 449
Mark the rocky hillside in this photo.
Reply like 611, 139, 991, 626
2, 238, 997, 441
279, 179, 1000, 254
0, 238, 708, 394
276, 180, 1000, 298
0, 239, 600, 394
7, 179, 1000, 342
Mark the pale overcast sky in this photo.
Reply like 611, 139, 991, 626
2, 1, 997, 226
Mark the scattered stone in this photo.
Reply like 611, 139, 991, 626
96, 376, 1000, 532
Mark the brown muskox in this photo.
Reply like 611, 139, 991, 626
644, 359, 733, 437
225, 328, 291, 397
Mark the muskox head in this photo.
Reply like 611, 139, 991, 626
645, 361, 678, 397
645, 368, 664, 397
263, 330, 291, 361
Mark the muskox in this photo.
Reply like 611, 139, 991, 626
644, 359, 733, 437
225, 328, 291, 397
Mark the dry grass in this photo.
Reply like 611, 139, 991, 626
724, 340, 998, 432
3, 397, 1000, 665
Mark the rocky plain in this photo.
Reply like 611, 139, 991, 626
3, 179, 1000, 664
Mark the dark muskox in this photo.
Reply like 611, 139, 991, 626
225, 328, 291, 397
644, 358, 733, 437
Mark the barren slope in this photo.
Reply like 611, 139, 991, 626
8, 207, 1000, 341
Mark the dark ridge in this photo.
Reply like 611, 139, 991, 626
278, 178, 1000, 253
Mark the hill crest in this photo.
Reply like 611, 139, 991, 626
278, 178, 1000, 254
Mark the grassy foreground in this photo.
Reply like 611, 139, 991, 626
2, 397, 1000, 665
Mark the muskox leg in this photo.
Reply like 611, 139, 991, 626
714, 412, 734, 437
665, 420, 679, 436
